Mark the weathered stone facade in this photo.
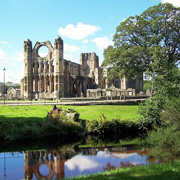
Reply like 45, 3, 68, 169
21, 36, 143, 100
21, 36, 98, 99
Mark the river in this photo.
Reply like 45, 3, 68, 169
0, 138, 151, 180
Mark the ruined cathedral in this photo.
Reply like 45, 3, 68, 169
21, 36, 143, 100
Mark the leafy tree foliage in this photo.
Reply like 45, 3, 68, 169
146, 97, 180, 162
103, 3, 180, 97
103, 3, 180, 128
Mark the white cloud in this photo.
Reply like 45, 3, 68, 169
12, 51, 24, 62
0, 47, 24, 83
0, 48, 24, 63
38, 46, 49, 57
65, 155, 99, 172
96, 151, 111, 158
92, 36, 113, 51
0, 70, 23, 83
0, 47, 9, 62
58, 22, 101, 40
82, 39, 88, 44
7, 71, 23, 83
111, 153, 137, 159
39, 52, 48, 57
162, 0, 180, 7
64, 53, 73, 60
64, 43, 80, 52
0, 41, 12, 47
64, 53, 79, 63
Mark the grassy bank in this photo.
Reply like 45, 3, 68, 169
0, 105, 140, 121
0, 105, 141, 142
67, 161, 180, 180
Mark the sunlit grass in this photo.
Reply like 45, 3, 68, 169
67, 161, 180, 180
0, 105, 140, 121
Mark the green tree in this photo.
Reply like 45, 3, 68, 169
146, 97, 180, 162
103, 3, 180, 97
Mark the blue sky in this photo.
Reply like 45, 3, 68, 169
0, 0, 179, 83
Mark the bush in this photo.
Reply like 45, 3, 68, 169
138, 96, 166, 131
146, 127, 180, 162
0, 119, 43, 141
86, 114, 141, 137
146, 97, 180, 162
160, 97, 180, 130
0, 110, 86, 142
43, 112, 86, 138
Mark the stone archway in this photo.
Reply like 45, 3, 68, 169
46, 75, 50, 92
72, 78, 85, 97
33, 41, 54, 59
34, 163, 55, 180
73, 80, 82, 97
38, 46, 49, 58
86, 77, 94, 89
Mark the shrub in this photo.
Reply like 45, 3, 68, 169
0, 110, 86, 142
160, 97, 180, 130
6, 125, 43, 141
0, 119, 43, 141
138, 97, 165, 131
86, 114, 141, 137
146, 97, 180, 162
146, 127, 180, 162
43, 112, 86, 138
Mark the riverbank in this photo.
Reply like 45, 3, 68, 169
67, 161, 180, 180
0, 105, 141, 142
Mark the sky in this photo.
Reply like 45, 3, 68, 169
0, 0, 179, 83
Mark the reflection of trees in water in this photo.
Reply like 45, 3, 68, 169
137, 149, 157, 164
24, 146, 158, 179
103, 162, 116, 171
102, 148, 158, 172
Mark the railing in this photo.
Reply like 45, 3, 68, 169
0, 95, 149, 106
0, 100, 58, 106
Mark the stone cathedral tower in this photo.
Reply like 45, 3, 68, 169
22, 39, 32, 99
21, 36, 65, 99
21, 36, 143, 100
21, 36, 98, 99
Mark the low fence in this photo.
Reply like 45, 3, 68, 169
0, 100, 58, 106
0, 95, 149, 106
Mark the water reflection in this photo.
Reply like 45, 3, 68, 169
0, 146, 153, 180
24, 149, 77, 180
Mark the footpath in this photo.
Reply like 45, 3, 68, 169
0, 98, 147, 106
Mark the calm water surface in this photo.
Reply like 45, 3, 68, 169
0, 145, 151, 180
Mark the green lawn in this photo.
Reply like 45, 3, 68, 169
67, 161, 180, 180
0, 105, 140, 121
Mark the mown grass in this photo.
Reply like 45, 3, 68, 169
67, 161, 180, 180
0, 105, 140, 121
0, 105, 141, 142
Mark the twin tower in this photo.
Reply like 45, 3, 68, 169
21, 36, 101, 99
